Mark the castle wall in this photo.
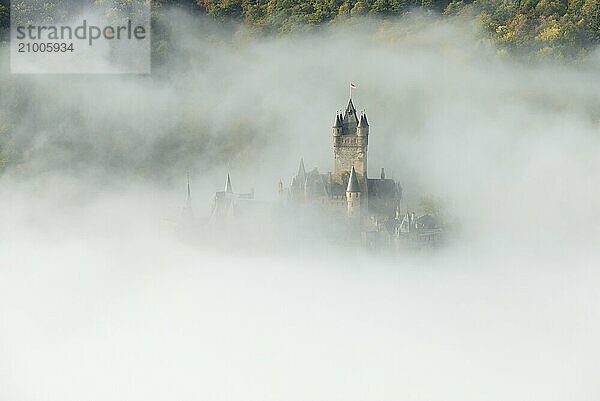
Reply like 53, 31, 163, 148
333, 135, 368, 179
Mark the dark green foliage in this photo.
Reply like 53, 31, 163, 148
193, 0, 600, 58
0, 0, 8, 41
0, 0, 599, 57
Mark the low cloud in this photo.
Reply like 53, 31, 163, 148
1, 9, 600, 401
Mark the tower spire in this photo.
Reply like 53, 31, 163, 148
345, 165, 361, 219
346, 166, 360, 193
297, 158, 306, 179
345, 98, 357, 117
342, 98, 359, 134
187, 173, 192, 206
182, 173, 193, 219
225, 173, 233, 193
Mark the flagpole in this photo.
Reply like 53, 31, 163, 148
349, 82, 357, 99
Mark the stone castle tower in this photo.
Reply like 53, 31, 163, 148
280, 94, 401, 221
332, 99, 369, 199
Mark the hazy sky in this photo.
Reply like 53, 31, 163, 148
1, 10, 600, 401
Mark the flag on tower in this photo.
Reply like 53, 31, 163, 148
350, 82, 357, 89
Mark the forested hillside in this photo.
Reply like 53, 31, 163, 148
0, 0, 599, 57
196, 0, 600, 58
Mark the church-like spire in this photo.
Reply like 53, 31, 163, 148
346, 166, 360, 193
297, 158, 306, 180
225, 173, 233, 193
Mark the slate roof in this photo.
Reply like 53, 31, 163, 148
367, 178, 399, 198
347, 166, 361, 192
341, 99, 359, 135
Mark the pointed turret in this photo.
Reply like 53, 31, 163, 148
357, 113, 369, 137
380, 167, 385, 179
346, 166, 361, 219
297, 158, 306, 180
333, 114, 342, 128
298, 158, 305, 174
333, 114, 342, 137
346, 166, 360, 193
225, 174, 233, 193
357, 114, 365, 128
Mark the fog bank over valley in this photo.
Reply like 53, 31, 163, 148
1, 11, 600, 401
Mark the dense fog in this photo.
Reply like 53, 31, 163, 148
1, 9, 600, 401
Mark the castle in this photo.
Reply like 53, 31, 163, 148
208, 96, 444, 248
282, 97, 401, 223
